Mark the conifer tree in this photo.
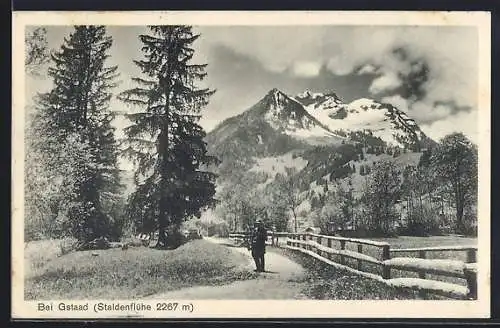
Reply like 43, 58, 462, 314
35, 26, 120, 242
119, 26, 218, 249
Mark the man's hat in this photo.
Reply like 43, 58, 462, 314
255, 219, 262, 224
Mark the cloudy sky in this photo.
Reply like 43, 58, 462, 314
27, 25, 479, 147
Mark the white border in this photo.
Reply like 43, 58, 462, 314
12, 10, 491, 319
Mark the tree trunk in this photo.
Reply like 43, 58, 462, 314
292, 209, 298, 233
158, 111, 171, 247
156, 205, 168, 248
456, 201, 465, 234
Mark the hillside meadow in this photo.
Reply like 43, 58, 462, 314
25, 239, 257, 300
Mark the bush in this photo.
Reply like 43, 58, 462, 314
460, 211, 478, 237
212, 222, 230, 237
399, 204, 442, 237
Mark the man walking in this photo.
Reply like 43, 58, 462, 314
249, 219, 267, 272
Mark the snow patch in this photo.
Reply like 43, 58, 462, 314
249, 153, 308, 175
297, 89, 324, 99
348, 98, 378, 110
384, 257, 466, 275
387, 278, 469, 297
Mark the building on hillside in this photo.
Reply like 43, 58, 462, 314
303, 226, 321, 234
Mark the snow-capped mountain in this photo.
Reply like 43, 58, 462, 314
206, 88, 434, 162
295, 89, 344, 109
293, 92, 433, 150
259, 88, 341, 143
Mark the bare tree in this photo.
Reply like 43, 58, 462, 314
276, 167, 301, 232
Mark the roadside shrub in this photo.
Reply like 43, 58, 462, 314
399, 204, 442, 236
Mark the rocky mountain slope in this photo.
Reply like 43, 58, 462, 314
294, 90, 434, 151
206, 88, 434, 162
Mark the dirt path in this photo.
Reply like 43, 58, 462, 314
147, 237, 310, 300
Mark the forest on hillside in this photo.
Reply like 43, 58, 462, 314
212, 133, 478, 238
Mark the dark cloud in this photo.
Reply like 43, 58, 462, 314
395, 59, 430, 102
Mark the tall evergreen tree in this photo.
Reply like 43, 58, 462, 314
119, 26, 218, 249
35, 26, 120, 242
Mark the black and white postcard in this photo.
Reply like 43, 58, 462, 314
12, 11, 491, 319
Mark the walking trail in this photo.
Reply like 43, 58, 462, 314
147, 237, 311, 300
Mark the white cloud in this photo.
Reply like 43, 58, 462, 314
409, 102, 453, 123
420, 110, 478, 144
381, 95, 409, 112
199, 25, 477, 107
292, 61, 321, 77
198, 26, 325, 75
369, 71, 402, 94
326, 56, 356, 76
358, 64, 378, 75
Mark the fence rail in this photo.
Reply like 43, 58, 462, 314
229, 231, 477, 300
391, 245, 477, 263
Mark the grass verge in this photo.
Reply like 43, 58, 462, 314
269, 247, 442, 300
25, 239, 257, 300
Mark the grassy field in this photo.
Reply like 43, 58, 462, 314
25, 239, 257, 300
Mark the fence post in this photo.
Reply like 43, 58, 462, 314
327, 238, 332, 260
418, 250, 427, 277
418, 250, 427, 300
467, 249, 477, 263
464, 267, 478, 300
382, 244, 391, 279
357, 244, 363, 271
317, 235, 322, 257
340, 240, 346, 265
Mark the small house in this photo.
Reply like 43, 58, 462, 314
303, 226, 321, 234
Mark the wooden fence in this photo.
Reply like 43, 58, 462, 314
229, 231, 477, 300
229, 231, 288, 246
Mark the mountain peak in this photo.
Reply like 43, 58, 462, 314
296, 89, 324, 100
324, 90, 341, 100
207, 87, 434, 154
268, 87, 284, 95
